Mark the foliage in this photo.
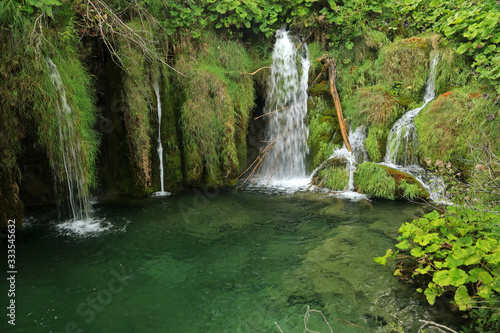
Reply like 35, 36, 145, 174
175, 33, 254, 186
307, 96, 341, 170
354, 162, 397, 199
354, 162, 428, 200
363, 126, 387, 163
374, 207, 500, 331
374, 36, 433, 103
415, 81, 500, 171
119, 32, 153, 192
395, 0, 500, 92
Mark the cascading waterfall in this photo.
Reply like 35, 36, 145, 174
381, 53, 448, 202
153, 82, 169, 196
384, 53, 439, 165
46, 58, 90, 221
259, 28, 310, 185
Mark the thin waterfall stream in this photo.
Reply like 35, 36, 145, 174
384, 53, 439, 166
380, 52, 448, 202
153, 82, 169, 196
45, 58, 90, 221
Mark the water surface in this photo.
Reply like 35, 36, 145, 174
1, 189, 458, 332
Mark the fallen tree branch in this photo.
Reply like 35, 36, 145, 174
246, 66, 271, 75
297, 30, 314, 51
327, 58, 352, 152
254, 105, 292, 120
418, 320, 459, 333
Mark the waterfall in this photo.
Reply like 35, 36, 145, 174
153, 82, 169, 196
349, 126, 369, 165
259, 28, 310, 185
45, 58, 90, 221
381, 52, 449, 202
384, 53, 439, 165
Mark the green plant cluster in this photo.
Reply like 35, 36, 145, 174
375, 207, 500, 331
354, 162, 428, 200
175, 33, 254, 186
415, 81, 500, 171
395, 0, 500, 92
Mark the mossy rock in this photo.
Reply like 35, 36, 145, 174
354, 162, 429, 200
309, 81, 330, 98
415, 83, 500, 176
313, 157, 351, 191
375, 36, 434, 103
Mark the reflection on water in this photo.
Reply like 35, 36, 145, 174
1, 189, 460, 332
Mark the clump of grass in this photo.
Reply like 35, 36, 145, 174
364, 126, 387, 163
345, 86, 405, 128
354, 162, 396, 199
375, 36, 432, 103
415, 80, 500, 172
175, 32, 254, 186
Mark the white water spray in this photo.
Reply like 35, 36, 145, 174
153, 83, 169, 196
384, 53, 439, 165
259, 28, 310, 187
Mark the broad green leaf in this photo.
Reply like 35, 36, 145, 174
456, 43, 469, 54
455, 285, 472, 311
411, 246, 425, 257
433, 270, 452, 286
457, 236, 473, 247
424, 210, 440, 220
478, 271, 493, 284
424, 285, 437, 305
434, 261, 447, 269
415, 265, 431, 275
427, 243, 440, 253
396, 239, 411, 250
448, 268, 469, 286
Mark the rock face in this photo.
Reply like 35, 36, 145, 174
0, 172, 24, 232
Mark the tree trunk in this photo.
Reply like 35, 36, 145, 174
327, 58, 352, 152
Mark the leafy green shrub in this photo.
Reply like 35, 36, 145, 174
396, 0, 500, 93
375, 207, 500, 330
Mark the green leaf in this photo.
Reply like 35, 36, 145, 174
433, 270, 452, 286
395, 239, 411, 250
455, 285, 472, 311
449, 268, 469, 286
415, 265, 431, 275
424, 285, 438, 305
427, 243, 440, 252
478, 271, 493, 284
411, 246, 425, 257
424, 210, 440, 220
456, 43, 469, 54
434, 261, 447, 269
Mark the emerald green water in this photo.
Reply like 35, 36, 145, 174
2, 189, 459, 332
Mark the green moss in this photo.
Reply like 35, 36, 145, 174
375, 36, 433, 103
345, 86, 405, 129
364, 126, 387, 163
415, 81, 500, 173
175, 32, 254, 186
355, 162, 396, 199
307, 97, 342, 170
354, 163, 429, 200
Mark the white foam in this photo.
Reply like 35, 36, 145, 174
56, 217, 112, 237
151, 191, 171, 197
